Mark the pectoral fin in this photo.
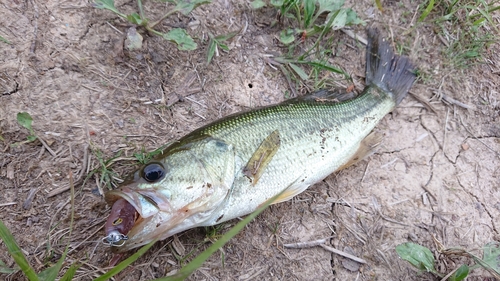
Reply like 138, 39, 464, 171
243, 130, 280, 185
339, 131, 382, 170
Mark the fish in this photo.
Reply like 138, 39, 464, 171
103, 28, 416, 252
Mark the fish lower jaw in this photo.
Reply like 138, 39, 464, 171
115, 206, 223, 251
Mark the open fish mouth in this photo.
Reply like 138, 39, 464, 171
102, 181, 231, 251
102, 187, 172, 248
102, 197, 141, 247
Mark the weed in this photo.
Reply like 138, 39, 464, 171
206, 31, 239, 65
252, 0, 364, 94
418, 0, 499, 68
267, 221, 280, 235
0, 35, 9, 44
87, 147, 124, 190
133, 142, 174, 164
204, 223, 226, 242
11, 112, 37, 147
396, 241, 500, 280
93, 0, 211, 51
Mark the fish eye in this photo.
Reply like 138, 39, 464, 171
143, 163, 165, 182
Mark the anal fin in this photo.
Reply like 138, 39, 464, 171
257, 176, 305, 207
243, 130, 280, 185
271, 184, 308, 204
338, 131, 382, 170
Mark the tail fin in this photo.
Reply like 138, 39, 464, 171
365, 28, 416, 105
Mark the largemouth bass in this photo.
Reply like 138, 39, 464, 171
103, 28, 416, 252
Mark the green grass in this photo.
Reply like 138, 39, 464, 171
418, 0, 499, 68
396, 241, 500, 280
251, 0, 364, 94
0, 35, 9, 44
0, 174, 79, 281
0, 178, 283, 280
87, 146, 125, 190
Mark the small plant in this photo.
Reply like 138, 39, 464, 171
88, 147, 124, 190
396, 241, 500, 280
417, 0, 499, 68
93, 0, 211, 51
206, 31, 239, 64
11, 112, 37, 147
251, 0, 364, 94
204, 223, 226, 242
133, 142, 173, 164
252, 0, 363, 45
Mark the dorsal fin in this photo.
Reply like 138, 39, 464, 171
296, 89, 357, 103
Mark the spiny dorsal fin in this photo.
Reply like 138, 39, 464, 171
243, 130, 280, 185
298, 89, 357, 103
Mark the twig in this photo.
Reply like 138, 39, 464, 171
106, 21, 123, 35
409, 91, 438, 114
341, 28, 367, 45
0, 202, 17, 207
37, 136, 57, 157
440, 266, 460, 281
283, 237, 334, 249
443, 108, 449, 152
67, 224, 104, 255
30, 0, 39, 53
442, 94, 474, 110
47, 145, 89, 197
360, 161, 370, 183
23, 187, 39, 209
184, 96, 208, 108
459, 114, 500, 156
320, 244, 367, 264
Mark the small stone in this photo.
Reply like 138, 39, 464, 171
342, 246, 361, 272
394, 162, 406, 172
461, 143, 469, 150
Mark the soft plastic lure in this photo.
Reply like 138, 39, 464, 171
102, 198, 138, 246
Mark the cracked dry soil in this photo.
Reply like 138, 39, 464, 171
1, 0, 499, 280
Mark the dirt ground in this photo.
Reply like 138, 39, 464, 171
1, 0, 499, 280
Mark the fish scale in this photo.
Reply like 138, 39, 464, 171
200, 87, 395, 222
103, 28, 417, 252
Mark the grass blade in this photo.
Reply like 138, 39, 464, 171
0, 220, 39, 281
206, 36, 217, 64
0, 259, 18, 274
93, 240, 158, 281
59, 263, 80, 281
303, 0, 315, 28
0, 35, 10, 44
289, 63, 309, 80
418, 0, 435, 22
470, 242, 500, 279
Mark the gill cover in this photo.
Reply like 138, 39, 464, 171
104, 136, 237, 251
